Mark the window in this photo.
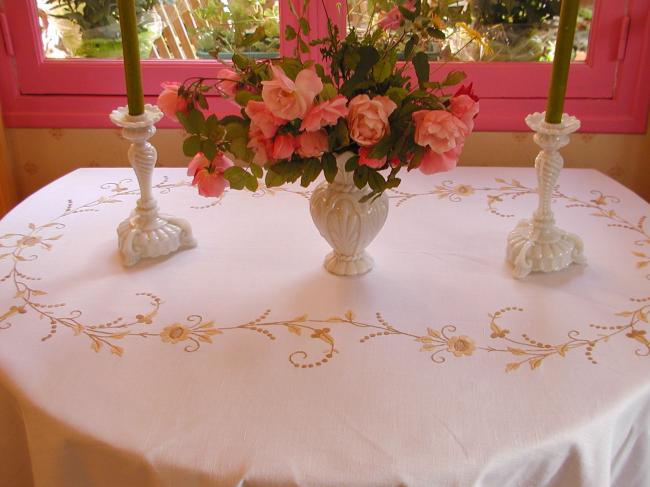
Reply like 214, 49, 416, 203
0, 0, 648, 132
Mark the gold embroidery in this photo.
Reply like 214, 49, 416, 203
391, 178, 650, 279
0, 177, 648, 373
483, 302, 650, 371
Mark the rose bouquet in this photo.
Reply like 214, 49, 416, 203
158, 0, 479, 201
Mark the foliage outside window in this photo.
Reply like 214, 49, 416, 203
43, 0, 162, 58
37, 0, 591, 61
347, 0, 592, 62
193, 0, 280, 59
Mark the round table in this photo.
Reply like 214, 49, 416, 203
1, 167, 649, 487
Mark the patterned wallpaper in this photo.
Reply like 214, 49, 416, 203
5, 127, 650, 203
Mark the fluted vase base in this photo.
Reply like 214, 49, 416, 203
324, 251, 374, 277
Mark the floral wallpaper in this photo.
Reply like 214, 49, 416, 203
5, 127, 650, 203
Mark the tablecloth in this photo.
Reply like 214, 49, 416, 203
0, 167, 649, 487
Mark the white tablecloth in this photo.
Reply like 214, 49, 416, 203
0, 167, 649, 487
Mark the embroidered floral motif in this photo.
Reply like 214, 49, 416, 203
0, 176, 648, 373
161, 324, 191, 344
447, 335, 476, 357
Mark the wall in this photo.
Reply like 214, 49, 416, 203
0, 109, 17, 216
5, 126, 650, 202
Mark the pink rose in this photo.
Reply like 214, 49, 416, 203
245, 100, 283, 139
187, 152, 233, 197
378, 0, 415, 30
378, 8, 402, 30
297, 130, 329, 158
217, 68, 241, 98
418, 146, 462, 175
262, 66, 323, 121
359, 147, 387, 169
272, 133, 297, 160
300, 95, 349, 132
347, 94, 397, 147
157, 82, 189, 121
450, 95, 479, 132
412, 110, 468, 153
247, 125, 273, 166
454, 83, 479, 102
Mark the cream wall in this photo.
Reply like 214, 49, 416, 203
5, 126, 650, 202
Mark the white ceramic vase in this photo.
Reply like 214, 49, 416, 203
310, 152, 389, 276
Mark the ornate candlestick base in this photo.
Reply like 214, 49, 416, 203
506, 112, 586, 279
110, 105, 196, 266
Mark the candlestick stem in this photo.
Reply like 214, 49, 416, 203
110, 105, 196, 266
506, 112, 585, 279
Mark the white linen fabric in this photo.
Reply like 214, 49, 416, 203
0, 167, 648, 487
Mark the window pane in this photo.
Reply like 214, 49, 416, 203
37, 0, 280, 60
346, 0, 593, 62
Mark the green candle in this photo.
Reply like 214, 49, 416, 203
545, 0, 580, 124
117, 0, 145, 116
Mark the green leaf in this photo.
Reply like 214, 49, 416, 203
244, 173, 258, 192
196, 93, 209, 110
372, 59, 392, 83
265, 169, 285, 188
201, 140, 217, 161
183, 135, 202, 157
301, 158, 322, 187
284, 25, 297, 41
345, 155, 359, 172
340, 46, 379, 96
220, 115, 246, 125
367, 171, 386, 191
177, 111, 191, 132
299, 38, 310, 54
229, 137, 251, 162
329, 118, 349, 149
442, 70, 467, 87
359, 192, 377, 203
299, 17, 310, 35
413, 52, 430, 87
408, 145, 426, 171
404, 35, 418, 60
369, 135, 395, 159
353, 166, 369, 189
204, 115, 224, 140
427, 27, 446, 40
320, 83, 338, 101
234, 90, 260, 107
224, 121, 247, 141
250, 163, 263, 179
386, 87, 408, 105
343, 49, 361, 71
224, 166, 250, 190
322, 153, 337, 183
179, 109, 205, 135
232, 53, 249, 69
278, 58, 302, 80
386, 177, 401, 189
398, 5, 416, 21
242, 26, 266, 47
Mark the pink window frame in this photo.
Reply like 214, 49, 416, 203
0, 0, 648, 133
